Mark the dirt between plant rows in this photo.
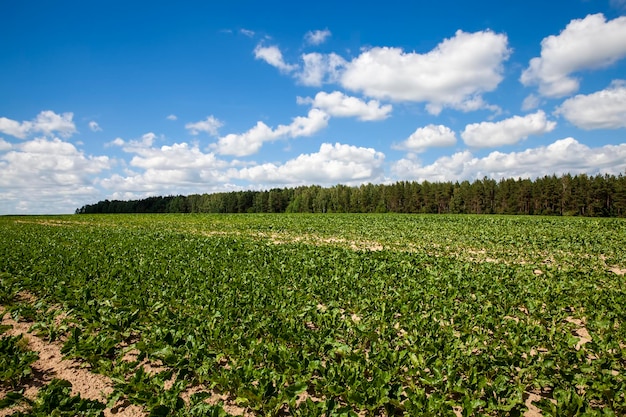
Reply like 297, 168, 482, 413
3, 222, 622, 416
0, 306, 144, 417
0, 302, 253, 417
1, 295, 599, 417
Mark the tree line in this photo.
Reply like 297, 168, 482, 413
76, 173, 626, 217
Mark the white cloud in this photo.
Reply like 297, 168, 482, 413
238, 142, 385, 185
137, 132, 157, 147
521, 14, 626, 97
0, 111, 77, 139
31, 111, 77, 137
257, 31, 508, 103
0, 138, 13, 151
298, 91, 392, 121
213, 122, 276, 156
100, 141, 232, 197
254, 44, 298, 73
521, 94, 541, 111
99, 137, 384, 202
251, 44, 345, 87
431, 95, 501, 116
340, 30, 510, 114
166, 114, 178, 121
128, 143, 224, 171
393, 124, 457, 152
0, 137, 110, 213
461, 110, 556, 147
274, 108, 329, 137
392, 138, 626, 182
185, 115, 224, 136
213, 109, 329, 156
305, 29, 331, 45
297, 52, 347, 86
110, 132, 157, 151
393, 151, 472, 182
0, 117, 29, 139
110, 137, 125, 147
555, 80, 626, 129
89, 121, 102, 132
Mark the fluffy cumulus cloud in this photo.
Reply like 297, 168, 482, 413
213, 122, 276, 157
521, 14, 626, 97
305, 29, 331, 45
393, 138, 626, 182
256, 31, 510, 109
461, 111, 556, 147
340, 30, 510, 114
0, 137, 110, 213
254, 44, 298, 73
556, 81, 626, 129
238, 142, 385, 185
213, 109, 329, 156
110, 132, 157, 151
0, 139, 11, 151
103, 137, 233, 197
297, 52, 347, 86
0, 111, 77, 139
0, 118, 26, 139
253, 42, 347, 87
185, 115, 224, 136
298, 91, 392, 121
393, 124, 457, 152
166, 114, 178, 121
253, 31, 340, 86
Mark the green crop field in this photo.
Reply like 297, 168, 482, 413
1, 214, 625, 416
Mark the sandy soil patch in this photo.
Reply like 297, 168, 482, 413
565, 316, 592, 350
1, 299, 250, 417
524, 390, 554, 417
609, 266, 626, 275
179, 385, 252, 416
0, 306, 144, 417
12, 219, 87, 227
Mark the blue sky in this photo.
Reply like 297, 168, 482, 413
2, 0, 626, 214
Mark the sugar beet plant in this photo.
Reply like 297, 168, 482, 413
0, 214, 625, 416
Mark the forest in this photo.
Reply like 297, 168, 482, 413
76, 173, 626, 217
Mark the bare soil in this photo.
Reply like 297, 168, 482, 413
0, 306, 144, 417
0, 299, 252, 417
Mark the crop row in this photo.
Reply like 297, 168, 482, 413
0, 214, 625, 416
